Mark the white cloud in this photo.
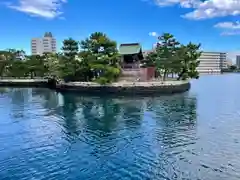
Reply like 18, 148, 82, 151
152, 0, 240, 20
7, 0, 67, 19
214, 21, 240, 29
183, 0, 240, 20
154, 0, 200, 8
214, 21, 240, 36
154, 0, 181, 6
149, 32, 158, 36
220, 31, 240, 36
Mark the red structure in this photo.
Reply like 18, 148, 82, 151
119, 43, 155, 81
139, 67, 155, 81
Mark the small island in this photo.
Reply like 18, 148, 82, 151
0, 32, 201, 95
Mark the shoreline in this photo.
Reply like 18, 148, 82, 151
0, 79, 190, 95
0, 79, 49, 87
56, 81, 190, 95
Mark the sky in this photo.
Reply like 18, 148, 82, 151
1, 0, 240, 60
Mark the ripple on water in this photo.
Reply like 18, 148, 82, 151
1, 78, 240, 179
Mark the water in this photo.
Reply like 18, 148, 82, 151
0, 74, 240, 180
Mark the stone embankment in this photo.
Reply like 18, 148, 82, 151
0, 79, 191, 95
55, 81, 190, 95
0, 79, 48, 87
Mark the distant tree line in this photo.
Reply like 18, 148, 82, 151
144, 33, 202, 81
220, 65, 240, 73
0, 32, 202, 84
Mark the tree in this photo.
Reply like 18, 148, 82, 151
0, 49, 27, 77
25, 55, 47, 78
61, 38, 79, 59
146, 33, 201, 81
0, 33, 122, 84
147, 33, 180, 80
156, 33, 180, 80
6, 61, 27, 77
79, 32, 121, 84
80, 32, 118, 55
44, 53, 62, 78
59, 38, 80, 81
0, 49, 16, 61
229, 65, 237, 71
0, 54, 8, 77
141, 52, 156, 68
177, 42, 201, 80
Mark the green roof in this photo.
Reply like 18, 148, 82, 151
119, 43, 142, 55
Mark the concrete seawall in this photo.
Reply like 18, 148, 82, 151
0, 79, 49, 87
55, 81, 191, 95
0, 79, 191, 95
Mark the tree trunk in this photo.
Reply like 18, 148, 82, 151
177, 69, 186, 80
163, 69, 167, 81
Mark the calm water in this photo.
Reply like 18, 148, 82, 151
1, 74, 240, 180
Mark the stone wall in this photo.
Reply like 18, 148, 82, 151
0, 79, 49, 87
0, 79, 191, 96
56, 81, 191, 95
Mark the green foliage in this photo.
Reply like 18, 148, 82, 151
141, 52, 156, 67
78, 32, 121, 83
80, 32, 118, 54
44, 53, 62, 78
1, 32, 201, 83
58, 33, 120, 83
0, 49, 26, 77
61, 38, 79, 59
176, 43, 201, 80
0, 55, 9, 76
6, 61, 27, 77
94, 77, 109, 85
154, 33, 181, 80
146, 33, 201, 80
0, 32, 121, 84
229, 65, 237, 70
25, 55, 47, 77
221, 65, 240, 73
0, 50, 48, 78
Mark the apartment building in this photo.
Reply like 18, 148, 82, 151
31, 38, 42, 55
236, 55, 240, 68
197, 52, 227, 73
31, 32, 56, 55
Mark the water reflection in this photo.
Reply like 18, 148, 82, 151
32, 88, 61, 110
31, 89, 198, 179
143, 95, 198, 179
1, 75, 240, 179
0, 88, 205, 180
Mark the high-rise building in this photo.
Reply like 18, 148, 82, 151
31, 32, 56, 55
31, 38, 42, 55
197, 52, 227, 73
236, 55, 240, 68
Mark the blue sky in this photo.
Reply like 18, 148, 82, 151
1, 0, 240, 59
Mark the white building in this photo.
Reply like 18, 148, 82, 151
236, 55, 240, 68
197, 52, 227, 73
31, 32, 57, 55
15, 51, 26, 60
